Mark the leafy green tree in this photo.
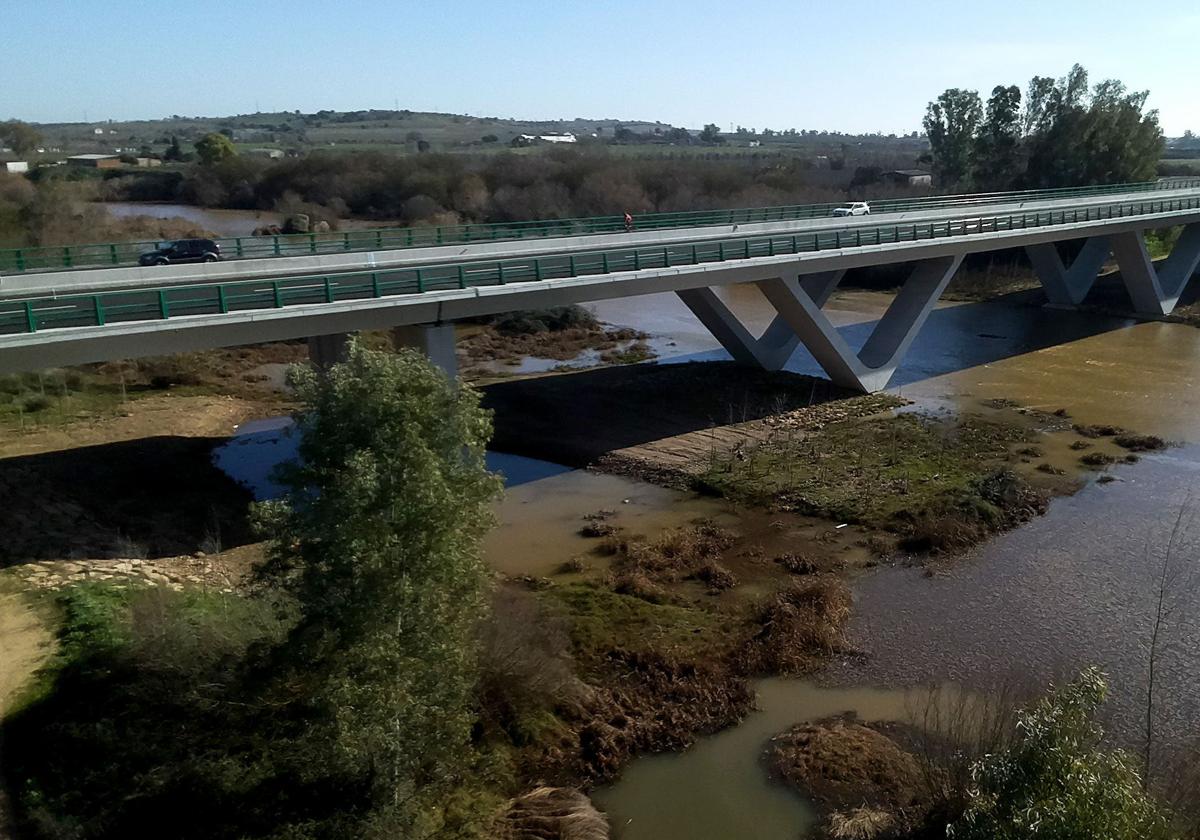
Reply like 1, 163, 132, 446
974, 85, 1023, 189
699, 123, 724, 144
194, 131, 237, 166
253, 340, 501, 829
925, 65, 1163, 190
1022, 75, 1058, 137
162, 134, 184, 161
1023, 67, 1162, 187
923, 88, 983, 187
0, 119, 42, 157
949, 668, 1174, 840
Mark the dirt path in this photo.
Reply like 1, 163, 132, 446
0, 589, 54, 718
0, 393, 281, 459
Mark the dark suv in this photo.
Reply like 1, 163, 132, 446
138, 238, 221, 266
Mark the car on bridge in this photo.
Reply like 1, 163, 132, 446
138, 238, 222, 266
831, 202, 870, 217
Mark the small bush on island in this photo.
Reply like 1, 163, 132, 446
949, 668, 1174, 840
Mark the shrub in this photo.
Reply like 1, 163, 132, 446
18, 393, 51, 413
741, 577, 852, 673
477, 588, 579, 742
948, 668, 1174, 840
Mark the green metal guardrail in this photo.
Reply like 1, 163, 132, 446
4, 192, 1198, 338
2, 178, 1199, 275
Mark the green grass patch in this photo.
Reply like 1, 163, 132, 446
699, 413, 1046, 551
543, 583, 729, 667
0, 367, 218, 431
1, 581, 290, 839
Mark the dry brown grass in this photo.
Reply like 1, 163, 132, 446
478, 587, 584, 738
774, 552, 818, 575
829, 807, 897, 839
604, 520, 738, 595
494, 787, 609, 840
741, 577, 852, 674
562, 648, 755, 783
766, 715, 926, 826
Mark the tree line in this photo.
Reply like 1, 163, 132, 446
170, 146, 910, 227
923, 64, 1163, 191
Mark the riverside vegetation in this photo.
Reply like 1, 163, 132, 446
2, 340, 1195, 839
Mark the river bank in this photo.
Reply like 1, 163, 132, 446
3, 286, 1200, 838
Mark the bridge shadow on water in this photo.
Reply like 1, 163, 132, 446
483, 362, 861, 467
807, 289, 1138, 389
484, 288, 1147, 465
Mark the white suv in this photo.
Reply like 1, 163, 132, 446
832, 202, 870, 217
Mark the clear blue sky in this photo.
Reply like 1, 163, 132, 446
3, 0, 1196, 135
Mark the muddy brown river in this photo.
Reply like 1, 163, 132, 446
585, 286, 1200, 837
214, 283, 1200, 838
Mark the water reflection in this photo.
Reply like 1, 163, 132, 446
594, 678, 945, 840
836, 447, 1200, 749
594, 286, 1200, 439
211, 416, 571, 501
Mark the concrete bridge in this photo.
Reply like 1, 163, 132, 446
2, 180, 1199, 392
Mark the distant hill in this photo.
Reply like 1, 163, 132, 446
26, 109, 927, 159
29, 110, 687, 156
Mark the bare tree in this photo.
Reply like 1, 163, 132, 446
1143, 497, 1197, 786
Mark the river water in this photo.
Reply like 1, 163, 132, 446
586, 286, 1200, 836
212, 282, 1200, 837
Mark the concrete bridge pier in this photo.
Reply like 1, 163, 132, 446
675, 269, 845, 371
392, 323, 458, 379
1110, 223, 1200, 316
1025, 236, 1111, 306
307, 332, 349, 368
759, 255, 963, 392
678, 257, 963, 393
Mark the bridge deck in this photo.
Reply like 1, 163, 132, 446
3, 187, 1199, 338
3, 184, 1200, 389
3, 178, 1196, 277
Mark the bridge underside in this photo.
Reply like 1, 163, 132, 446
677, 257, 962, 392
7, 213, 1200, 394
673, 222, 1200, 393
1026, 223, 1200, 314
